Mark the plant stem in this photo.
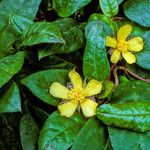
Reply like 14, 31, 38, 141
113, 66, 150, 86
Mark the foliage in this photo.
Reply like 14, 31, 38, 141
0, 0, 150, 149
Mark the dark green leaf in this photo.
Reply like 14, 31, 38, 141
0, 51, 25, 88
109, 127, 150, 150
20, 114, 39, 150
20, 22, 65, 46
0, 0, 41, 20
98, 81, 115, 99
0, 30, 15, 59
21, 69, 69, 106
124, 0, 150, 27
111, 80, 150, 103
38, 111, 86, 150
96, 102, 150, 132
39, 55, 76, 69
0, 82, 21, 113
72, 118, 105, 150
83, 20, 110, 80
52, 0, 92, 17
99, 0, 118, 17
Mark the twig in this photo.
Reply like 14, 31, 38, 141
113, 66, 150, 86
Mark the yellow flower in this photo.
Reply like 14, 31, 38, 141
106, 24, 144, 64
49, 69, 102, 118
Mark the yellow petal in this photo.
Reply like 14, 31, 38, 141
80, 99, 98, 117
122, 51, 136, 64
110, 49, 121, 64
50, 82, 71, 99
117, 24, 132, 41
58, 101, 78, 117
127, 37, 144, 52
83, 79, 102, 97
106, 36, 117, 48
68, 69, 82, 90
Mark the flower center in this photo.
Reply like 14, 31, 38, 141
70, 88, 85, 103
117, 40, 128, 52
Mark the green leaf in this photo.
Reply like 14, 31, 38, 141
38, 111, 86, 150
7, 15, 33, 36
50, 25, 84, 54
83, 20, 110, 81
52, 0, 92, 17
21, 69, 69, 106
98, 81, 115, 99
99, 0, 118, 17
0, 0, 41, 21
124, 0, 150, 27
117, 0, 123, 4
0, 82, 21, 113
111, 80, 150, 103
0, 30, 15, 59
20, 22, 65, 46
109, 127, 150, 150
89, 13, 117, 35
96, 102, 150, 132
0, 51, 25, 88
38, 18, 84, 56
39, 55, 76, 69
136, 51, 150, 70
71, 118, 105, 150
20, 114, 39, 150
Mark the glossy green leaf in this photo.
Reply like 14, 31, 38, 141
71, 118, 105, 150
99, 0, 118, 17
7, 15, 33, 36
96, 102, 150, 132
0, 51, 25, 88
20, 22, 65, 46
50, 25, 84, 54
20, 114, 39, 150
0, 82, 21, 113
38, 111, 86, 150
83, 20, 110, 80
109, 127, 150, 150
52, 0, 92, 17
136, 51, 150, 70
38, 19, 84, 56
0, 0, 41, 21
21, 69, 69, 106
89, 13, 117, 35
111, 80, 150, 103
124, 0, 150, 27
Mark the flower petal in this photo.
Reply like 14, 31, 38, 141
50, 82, 71, 99
58, 101, 78, 117
127, 37, 144, 52
117, 24, 132, 41
122, 51, 136, 64
110, 49, 121, 64
68, 69, 82, 90
80, 99, 98, 117
83, 79, 102, 97
106, 36, 117, 48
